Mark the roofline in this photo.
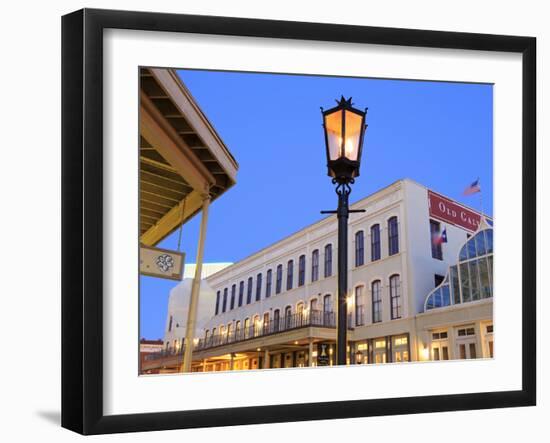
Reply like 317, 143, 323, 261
168, 68, 239, 172
206, 179, 406, 282
401, 177, 493, 220
206, 178, 493, 283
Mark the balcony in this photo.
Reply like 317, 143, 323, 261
198, 310, 336, 351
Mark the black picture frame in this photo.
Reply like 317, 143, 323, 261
62, 8, 536, 435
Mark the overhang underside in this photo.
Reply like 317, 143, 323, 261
139, 67, 238, 246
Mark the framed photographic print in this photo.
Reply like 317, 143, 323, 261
61, 8, 536, 435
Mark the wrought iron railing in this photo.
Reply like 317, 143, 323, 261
144, 308, 367, 362
143, 347, 184, 361
196, 310, 336, 351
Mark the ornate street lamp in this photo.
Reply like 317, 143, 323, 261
321, 96, 368, 366
355, 350, 364, 365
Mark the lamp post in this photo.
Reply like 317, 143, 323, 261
321, 96, 368, 366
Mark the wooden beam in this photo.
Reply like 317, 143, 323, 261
140, 190, 204, 246
141, 168, 190, 187
149, 68, 238, 184
140, 155, 177, 173
140, 92, 215, 192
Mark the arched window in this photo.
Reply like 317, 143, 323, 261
287, 260, 294, 290
388, 216, 399, 255
323, 294, 332, 312
222, 288, 228, 313
322, 294, 332, 326
371, 224, 381, 261
310, 298, 318, 311
244, 318, 250, 339
263, 312, 270, 333
297, 302, 305, 325
235, 321, 241, 340
266, 269, 272, 298
324, 244, 333, 278
238, 281, 244, 307
230, 284, 236, 310
298, 254, 306, 286
273, 309, 280, 332
253, 315, 261, 336
247, 277, 253, 304
390, 274, 402, 319
372, 280, 382, 323
284, 306, 292, 329
355, 230, 365, 267
227, 322, 234, 341
355, 285, 364, 326
205, 329, 209, 340
256, 273, 262, 301
276, 264, 283, 294
459, 229, 494, 261
215, 291, 220, 315
311, 249, 319, 282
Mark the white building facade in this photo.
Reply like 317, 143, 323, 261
143, 179, 493, 374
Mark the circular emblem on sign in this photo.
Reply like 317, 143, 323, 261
156, 254, 175, 273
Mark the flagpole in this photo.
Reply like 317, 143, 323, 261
478, 178, 484, 218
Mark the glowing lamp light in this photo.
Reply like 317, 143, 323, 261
321, 96, 367, 182
421, 345, 430, 361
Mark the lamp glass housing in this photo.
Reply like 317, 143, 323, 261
322, 97, 367, 180
343, 110, 363, 161
324, 109, 343, 161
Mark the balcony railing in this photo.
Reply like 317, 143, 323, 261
143, 347, 184, 361
197, 310, 336, 351
144, 307, 370, 362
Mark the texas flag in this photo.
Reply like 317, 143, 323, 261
463, 178, 481, 196
432, 227, 448, 245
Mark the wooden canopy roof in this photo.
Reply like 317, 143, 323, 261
140, 68, 238, 246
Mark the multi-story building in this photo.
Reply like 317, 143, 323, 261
142, 178, 493, 374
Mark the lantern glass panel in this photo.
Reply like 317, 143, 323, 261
324, 109, 343, 161
343, 110, 363, 161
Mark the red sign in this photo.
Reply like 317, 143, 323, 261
428, 191, 481, 232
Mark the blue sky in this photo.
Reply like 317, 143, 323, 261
140, 70, 493, 340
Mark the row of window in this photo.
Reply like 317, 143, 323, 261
210, 274, 403, 340
353, 274, 402, 325
214, 217, 401, 316
208, 300, 317, 342
354, 216, 399, 267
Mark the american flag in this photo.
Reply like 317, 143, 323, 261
463, 178, 481, 196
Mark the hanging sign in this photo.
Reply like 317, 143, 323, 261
140, 245, 185, 281
317, 343, 330, 366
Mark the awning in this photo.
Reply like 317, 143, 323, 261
139, 68, 238, 246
